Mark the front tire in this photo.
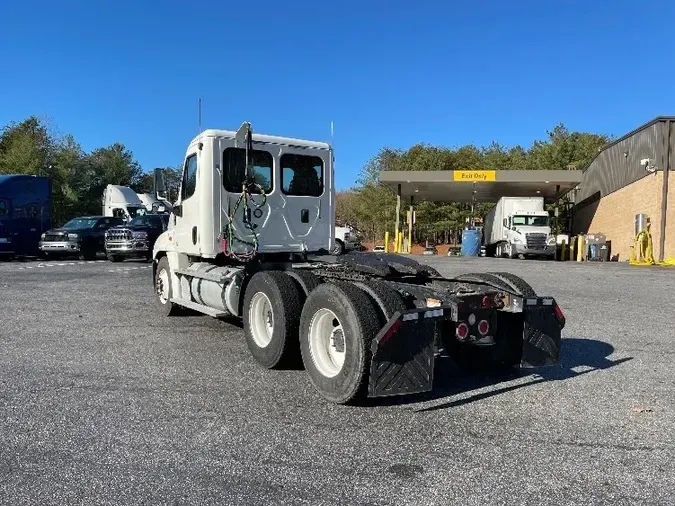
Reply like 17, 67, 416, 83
242, 271, 304, 369
154, 256, 182, 316
107, 254, 124, 262
299, 282, 380, 404
332, 239, 345, 256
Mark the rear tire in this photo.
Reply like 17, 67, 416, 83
353, 280, 407, 327
486, 272, 537, 296
242, 270, 303, 369
286, 269, 322, 299
299, 281, 380, 404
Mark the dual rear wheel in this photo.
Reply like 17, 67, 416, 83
242, 270, 405, 404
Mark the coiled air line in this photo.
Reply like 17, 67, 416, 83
629, 229, 675, 266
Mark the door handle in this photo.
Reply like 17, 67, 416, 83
30, 228, 36, 232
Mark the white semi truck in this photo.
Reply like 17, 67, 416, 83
483, 197, 556, 260
103, 185, 174, 222
150, 122, 566, 405
102, 185, 148, 222
333, 225, 361, 255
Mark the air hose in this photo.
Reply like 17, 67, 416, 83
222, 181, 267, 263
629, 230, 675, 266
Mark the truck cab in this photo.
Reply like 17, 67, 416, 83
102, 185, 148, 222
484, 196, 556, 259
333, 225, 361, 255
153, 125, 334, 262
504, 211, 554, 257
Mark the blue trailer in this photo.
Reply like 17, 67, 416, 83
0, 174, 52, 258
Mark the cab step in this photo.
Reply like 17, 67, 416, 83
170, 298, 229, 318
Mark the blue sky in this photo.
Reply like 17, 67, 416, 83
0, 0, 673, 190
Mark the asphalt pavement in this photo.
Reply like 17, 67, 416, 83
1, 254, 674, 506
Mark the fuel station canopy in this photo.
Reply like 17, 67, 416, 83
379, 170, 584, 203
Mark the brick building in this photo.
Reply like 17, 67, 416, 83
571, 116, 675, 262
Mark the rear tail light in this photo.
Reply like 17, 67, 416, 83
478, 320, 489, 335
456, 322, 469, 341
482, 296, 490, 307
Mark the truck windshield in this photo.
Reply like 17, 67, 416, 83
512, 215, 549, 227
128, 215, 164, 228
127, 206, 147, 218
62, 218, 99, 229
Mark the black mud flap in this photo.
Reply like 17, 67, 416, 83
520, 297, 565, 368
367, 307, 443, 398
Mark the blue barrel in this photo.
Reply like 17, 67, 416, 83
461, 229, 482, 257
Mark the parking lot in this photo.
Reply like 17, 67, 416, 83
1, 255, 674, 506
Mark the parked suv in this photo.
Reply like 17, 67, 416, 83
105, 213, 169, 262
39, 216, 125, 260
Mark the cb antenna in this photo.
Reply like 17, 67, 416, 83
197, 98, 202, 134
330, 121, 334, 147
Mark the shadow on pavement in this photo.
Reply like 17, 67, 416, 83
371, 338, 632, 411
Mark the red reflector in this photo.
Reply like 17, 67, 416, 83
380, 319, 402, 345
482, 296, 490, 307
478, 320, 489, 335
456, 322, 469, 340
553, 304, 565, 321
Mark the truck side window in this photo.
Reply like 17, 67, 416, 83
223, 148, 273, 194
280, 154, 323, 197
182, 154, 198, 201
113, 208, 126, 219
0, 200, 6, 216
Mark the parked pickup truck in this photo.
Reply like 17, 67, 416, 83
39, 216, 125, 260
105, 213, 169, 262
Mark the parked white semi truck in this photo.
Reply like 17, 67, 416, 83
333, 225, 361, 255
103, 185, 174, 222
150, 122, 566, 405
102, 185, 148, 222
483, 196, 556, 260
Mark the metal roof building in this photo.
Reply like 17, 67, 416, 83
571, 116, 674, 262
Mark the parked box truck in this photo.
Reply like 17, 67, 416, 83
483, 196, 555, 259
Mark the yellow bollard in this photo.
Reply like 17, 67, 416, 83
397, 231, 403, 253
384, 232, 389, 253
576, 235, 585, 262
561, 240, 567, 261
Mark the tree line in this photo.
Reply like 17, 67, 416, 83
2, 115, 612, 240
336, 124, 613, 244
0, 116, 182, 226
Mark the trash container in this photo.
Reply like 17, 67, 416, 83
585, 233, 607, 261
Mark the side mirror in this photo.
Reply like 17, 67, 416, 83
154, 168, 168, 201
172, 204, 182, 217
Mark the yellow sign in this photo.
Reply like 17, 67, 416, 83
453, 170, 496, 182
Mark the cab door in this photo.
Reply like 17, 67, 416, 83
274, 147, 331, 253
172, 152, 200, 254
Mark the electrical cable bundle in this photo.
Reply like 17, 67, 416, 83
222, 180, 267, 263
